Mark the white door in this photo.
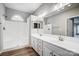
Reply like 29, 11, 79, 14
0, 16, 5, 51
3, 21, 29, 49
0, 17, 2, 51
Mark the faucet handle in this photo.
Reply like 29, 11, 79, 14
59, 36, 64, 41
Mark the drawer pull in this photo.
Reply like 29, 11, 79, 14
50, 52, 53, 56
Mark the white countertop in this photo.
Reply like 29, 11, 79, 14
31, 33, 79, 54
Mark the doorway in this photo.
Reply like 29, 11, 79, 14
67, 16, 79, 38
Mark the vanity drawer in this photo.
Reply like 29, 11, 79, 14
43, 41, 74, 56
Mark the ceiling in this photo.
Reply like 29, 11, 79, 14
4, 3, 79, 18
33, 3, 79, 18
4, 3, 42, 13
33, 3, 56, 16
45, 3, 79, 18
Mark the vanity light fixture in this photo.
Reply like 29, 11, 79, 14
68, 4, 72, 7
54, 3, 68, 12
57, 9, 60, 11
62, 7, 64, 9
11, 15, 24, 21
38, 12, 47, 17
57, 7, 64, 12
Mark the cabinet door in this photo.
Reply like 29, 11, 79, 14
31, 37, 35, 49
37, 39, 43, 56
43, 46, 60, 56
34, 38, 38, 52
43, 47, 54, 56
31, 37, 43, 56
31, 37, 38, 52
43, 41, 74, 56
3, 21, 29, 49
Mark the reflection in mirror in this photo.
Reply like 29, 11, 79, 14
67, 16, 79, 38
76, 24, 79, 35
33, 21, 43, 29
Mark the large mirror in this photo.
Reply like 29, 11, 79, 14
67, 16, 79, 38
41, 3, 79, 38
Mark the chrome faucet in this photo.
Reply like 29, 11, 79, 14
59, 34, 64, 41
39, 33, 42, 36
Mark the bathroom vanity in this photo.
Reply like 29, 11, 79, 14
31, 33, 79, 56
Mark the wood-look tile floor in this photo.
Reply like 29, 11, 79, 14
0, 47, 39, 56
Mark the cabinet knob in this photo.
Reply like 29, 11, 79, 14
50, 52, 53, 56
48, 28, 50, 30
53, 54, 56, 56
3, 27, 5, 30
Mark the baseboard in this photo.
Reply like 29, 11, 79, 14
1, 44, 30, 53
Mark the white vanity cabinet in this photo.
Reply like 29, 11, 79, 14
43, 41, 74, 56
43, 47, 53, 56
43, 47, 59, 56
43, 41, 59, 56
31, 36, 43, 56
31, 35, 79, 56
